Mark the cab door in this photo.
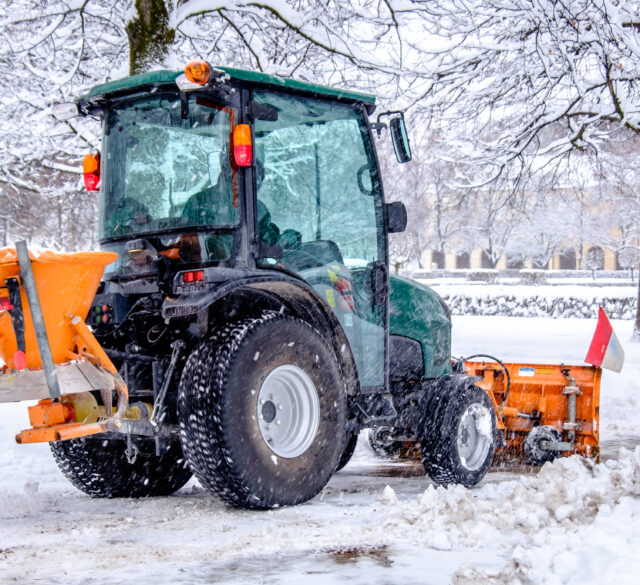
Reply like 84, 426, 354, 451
253, 91, 387, 390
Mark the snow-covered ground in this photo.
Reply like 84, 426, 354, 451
1, 316, 638, 585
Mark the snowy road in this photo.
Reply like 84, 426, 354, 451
1, 316, 639, 585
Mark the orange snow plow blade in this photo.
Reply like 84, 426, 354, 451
0, 244, 128, 443
398, 361, 601, 464
465, 361, 601, 461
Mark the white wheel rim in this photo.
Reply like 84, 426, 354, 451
456, 403, 493, 471
257, 365, 320, 458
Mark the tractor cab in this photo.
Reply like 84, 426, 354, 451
77, 62, 411, 391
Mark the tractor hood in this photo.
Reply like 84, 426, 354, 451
389, 275, 452, 379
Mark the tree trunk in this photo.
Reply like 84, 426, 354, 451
126, 0, 175, 75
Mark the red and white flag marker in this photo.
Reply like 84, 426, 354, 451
585, 307, 625, 373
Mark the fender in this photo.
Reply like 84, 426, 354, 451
162, 270, 361, 397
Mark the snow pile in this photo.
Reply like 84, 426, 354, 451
381, 449, 640, 584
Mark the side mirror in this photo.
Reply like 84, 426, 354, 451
51, 102, 79, 121
390, 116, 412, 163
386, 201, 407, 233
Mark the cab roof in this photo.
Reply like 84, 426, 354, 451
78, 67, 376, 110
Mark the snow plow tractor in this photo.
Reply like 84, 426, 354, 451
0, 62, 617, 508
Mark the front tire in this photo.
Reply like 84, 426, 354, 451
50, 437, 192, 498
178, 313, 347, 509
420, 377, 496, 488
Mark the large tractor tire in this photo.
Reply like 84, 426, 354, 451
336, 432, 359, 471
420, 376, 496, 488
50, 437, 192, 498
178, 312, 347, 509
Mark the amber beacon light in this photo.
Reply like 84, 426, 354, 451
184, 60, 211, 85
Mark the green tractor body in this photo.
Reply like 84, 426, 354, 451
46, 66, 494, 508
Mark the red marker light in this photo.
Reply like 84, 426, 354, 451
13, 350, 27, 370
183, 270, 205, 283
233, 124, 252, 167
83, 153, 101, 191
0, 297, 13, 311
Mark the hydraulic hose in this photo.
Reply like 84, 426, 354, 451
458, 353, 512, 413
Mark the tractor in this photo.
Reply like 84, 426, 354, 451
0, 62, 604, 509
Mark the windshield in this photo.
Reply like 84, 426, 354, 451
100, 94, 239, 240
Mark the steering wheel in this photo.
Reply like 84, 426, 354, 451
356, 164, 374, 196
110, 197, 151, 235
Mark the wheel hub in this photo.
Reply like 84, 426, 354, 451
261, 400, 277, 423
456, 403, 493, 471
257, 364, 320, 458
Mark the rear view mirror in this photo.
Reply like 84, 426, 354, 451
386, 201, 407, 233
390, 116, 412, 163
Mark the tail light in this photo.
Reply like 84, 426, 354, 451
183, 270, 205, 283
0, 296, 13, 311
83, 153, 101, 191
233, 124, 252, 167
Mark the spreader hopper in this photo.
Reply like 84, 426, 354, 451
0, 242, 129, 443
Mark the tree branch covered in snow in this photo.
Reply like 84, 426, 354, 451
1, 0, 640, 254
408, 0, 640, 183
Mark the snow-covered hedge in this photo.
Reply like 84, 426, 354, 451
440, 293, 636, 319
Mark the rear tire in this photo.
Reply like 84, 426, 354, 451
337, 432, 359, 471
50, 437, 192, 498
420, 377, 496, 488
178, 313, 347, 509
524, 425, 563, 465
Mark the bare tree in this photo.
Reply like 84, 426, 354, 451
410, 1, 640, 183
381, 133, 471, 271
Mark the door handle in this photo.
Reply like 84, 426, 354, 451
371, 261, 388, 306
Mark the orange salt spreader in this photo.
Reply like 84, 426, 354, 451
0, 242, 132, 443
